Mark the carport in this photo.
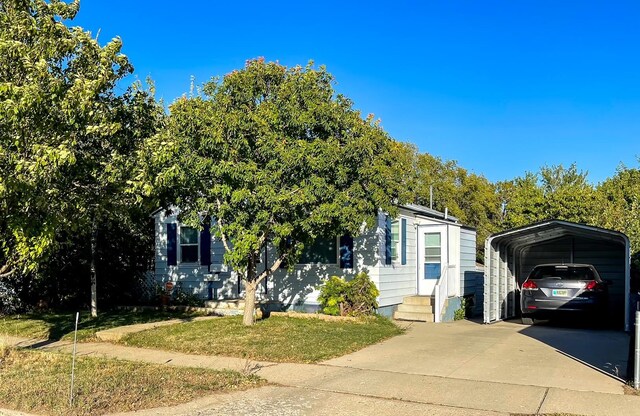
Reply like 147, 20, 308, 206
483, 220, 631, 330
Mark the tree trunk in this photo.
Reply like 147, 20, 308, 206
242, 254, 258, 326
90, 220, 98, 318
243, 281, 257, 326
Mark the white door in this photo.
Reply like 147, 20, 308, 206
417, 225, 448, 296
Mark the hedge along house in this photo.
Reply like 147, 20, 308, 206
483, 220, 631, 330
151, 203, 480, 322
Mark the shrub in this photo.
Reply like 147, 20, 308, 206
453, 298, 468, 321
0, 279, 22, 316
172, 283, 204, 307
318, 272, 379, 316
317, 276, 347, 316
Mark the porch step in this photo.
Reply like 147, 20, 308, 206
393, 295, 436, 322
402, 295, 434, 306
396, 303, 432, 314
393, 310, 435, 322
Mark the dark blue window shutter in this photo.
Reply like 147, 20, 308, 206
385, 215, 392, 265
401, 218, 407, 265
167, 223, 177, 266
339, 235, 354, 269
200, 223, 211, 266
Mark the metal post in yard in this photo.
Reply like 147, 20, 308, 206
69, 312, 79, 406
635, 310, 640, 390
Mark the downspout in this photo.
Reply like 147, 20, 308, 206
483, 237, 492, 324
415, 219, 420, 295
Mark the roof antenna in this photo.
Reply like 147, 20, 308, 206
430, 185, 433, 210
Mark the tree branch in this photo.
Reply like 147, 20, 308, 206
254, 253, 287, 285
215, 198, 232, 253
0, 264, 15, 279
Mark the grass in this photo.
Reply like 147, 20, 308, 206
0, 347, 263, 416
0, 309, 203, 342
121, 314, 404, 363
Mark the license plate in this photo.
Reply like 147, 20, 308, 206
552, 289, 569, 297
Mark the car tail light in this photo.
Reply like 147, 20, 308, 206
584, 280, 603, 291
522, 280, 538, 290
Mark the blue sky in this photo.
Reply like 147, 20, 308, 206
74, 1, 640, 184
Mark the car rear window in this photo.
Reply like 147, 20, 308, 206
529, 266, 595, 281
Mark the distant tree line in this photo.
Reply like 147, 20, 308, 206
0, 1, 638, 317
401, 155, 640, 264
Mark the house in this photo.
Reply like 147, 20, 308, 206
151, 204, 481, 322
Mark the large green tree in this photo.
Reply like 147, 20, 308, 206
499, 164, 595, 229
595, 164, 640, 254
413, 153, 500, 258
139, 59, 412, 325
0, 0, 161, 315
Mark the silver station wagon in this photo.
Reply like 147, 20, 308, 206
520, 263, 610, 325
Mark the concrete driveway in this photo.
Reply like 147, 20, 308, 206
323, 319, 629, 395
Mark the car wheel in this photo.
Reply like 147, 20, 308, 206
521, 316, 534, 325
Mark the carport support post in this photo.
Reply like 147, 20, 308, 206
633, 311, 640, 390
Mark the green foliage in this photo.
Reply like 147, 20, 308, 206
317, 276, 348, 316
172, 282, 205, 307
453, 297, 468, 321
0, 1, 163, 314
411, 153, 501, 259
318, 272, 379, 316
594, 165, 640, 254
499, 164, 596, 229
0, 0, 127, 275
453, 307, 465, 321
137, 58, 411, 324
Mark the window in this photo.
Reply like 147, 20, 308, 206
424, 233, 441, 279
390, 220, 400, 261
180, 226, 199, 263
300, 236, 337, 264
530, 265, 595, 281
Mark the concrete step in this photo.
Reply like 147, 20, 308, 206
396, 303, 435, 314
393, 310, 435, 322
402, 296, 434, 306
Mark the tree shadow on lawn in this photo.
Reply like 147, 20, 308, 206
7, 309, 201, 341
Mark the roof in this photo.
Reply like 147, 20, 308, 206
400, 203, 459, 223
487, 219, 629, 249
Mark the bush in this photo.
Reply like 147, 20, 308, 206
318, 272, 379, 316
0, 279, 22, 315
172, 283, 204, 307
453, 306, 465, 321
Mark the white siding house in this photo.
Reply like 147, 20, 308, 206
151, 204, 478, 321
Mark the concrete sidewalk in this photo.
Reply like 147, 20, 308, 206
2, 333, 640, 416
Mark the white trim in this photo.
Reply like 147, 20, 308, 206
414, 213, 462, 227
390, 219, 400, 263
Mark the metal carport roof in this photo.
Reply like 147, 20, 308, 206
484, 220, 631, 330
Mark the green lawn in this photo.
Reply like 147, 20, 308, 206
0, 347, 263, 416
0, 310, 203, 342
121, 315, 404, 363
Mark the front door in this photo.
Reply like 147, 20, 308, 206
417, 225, 448, 296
